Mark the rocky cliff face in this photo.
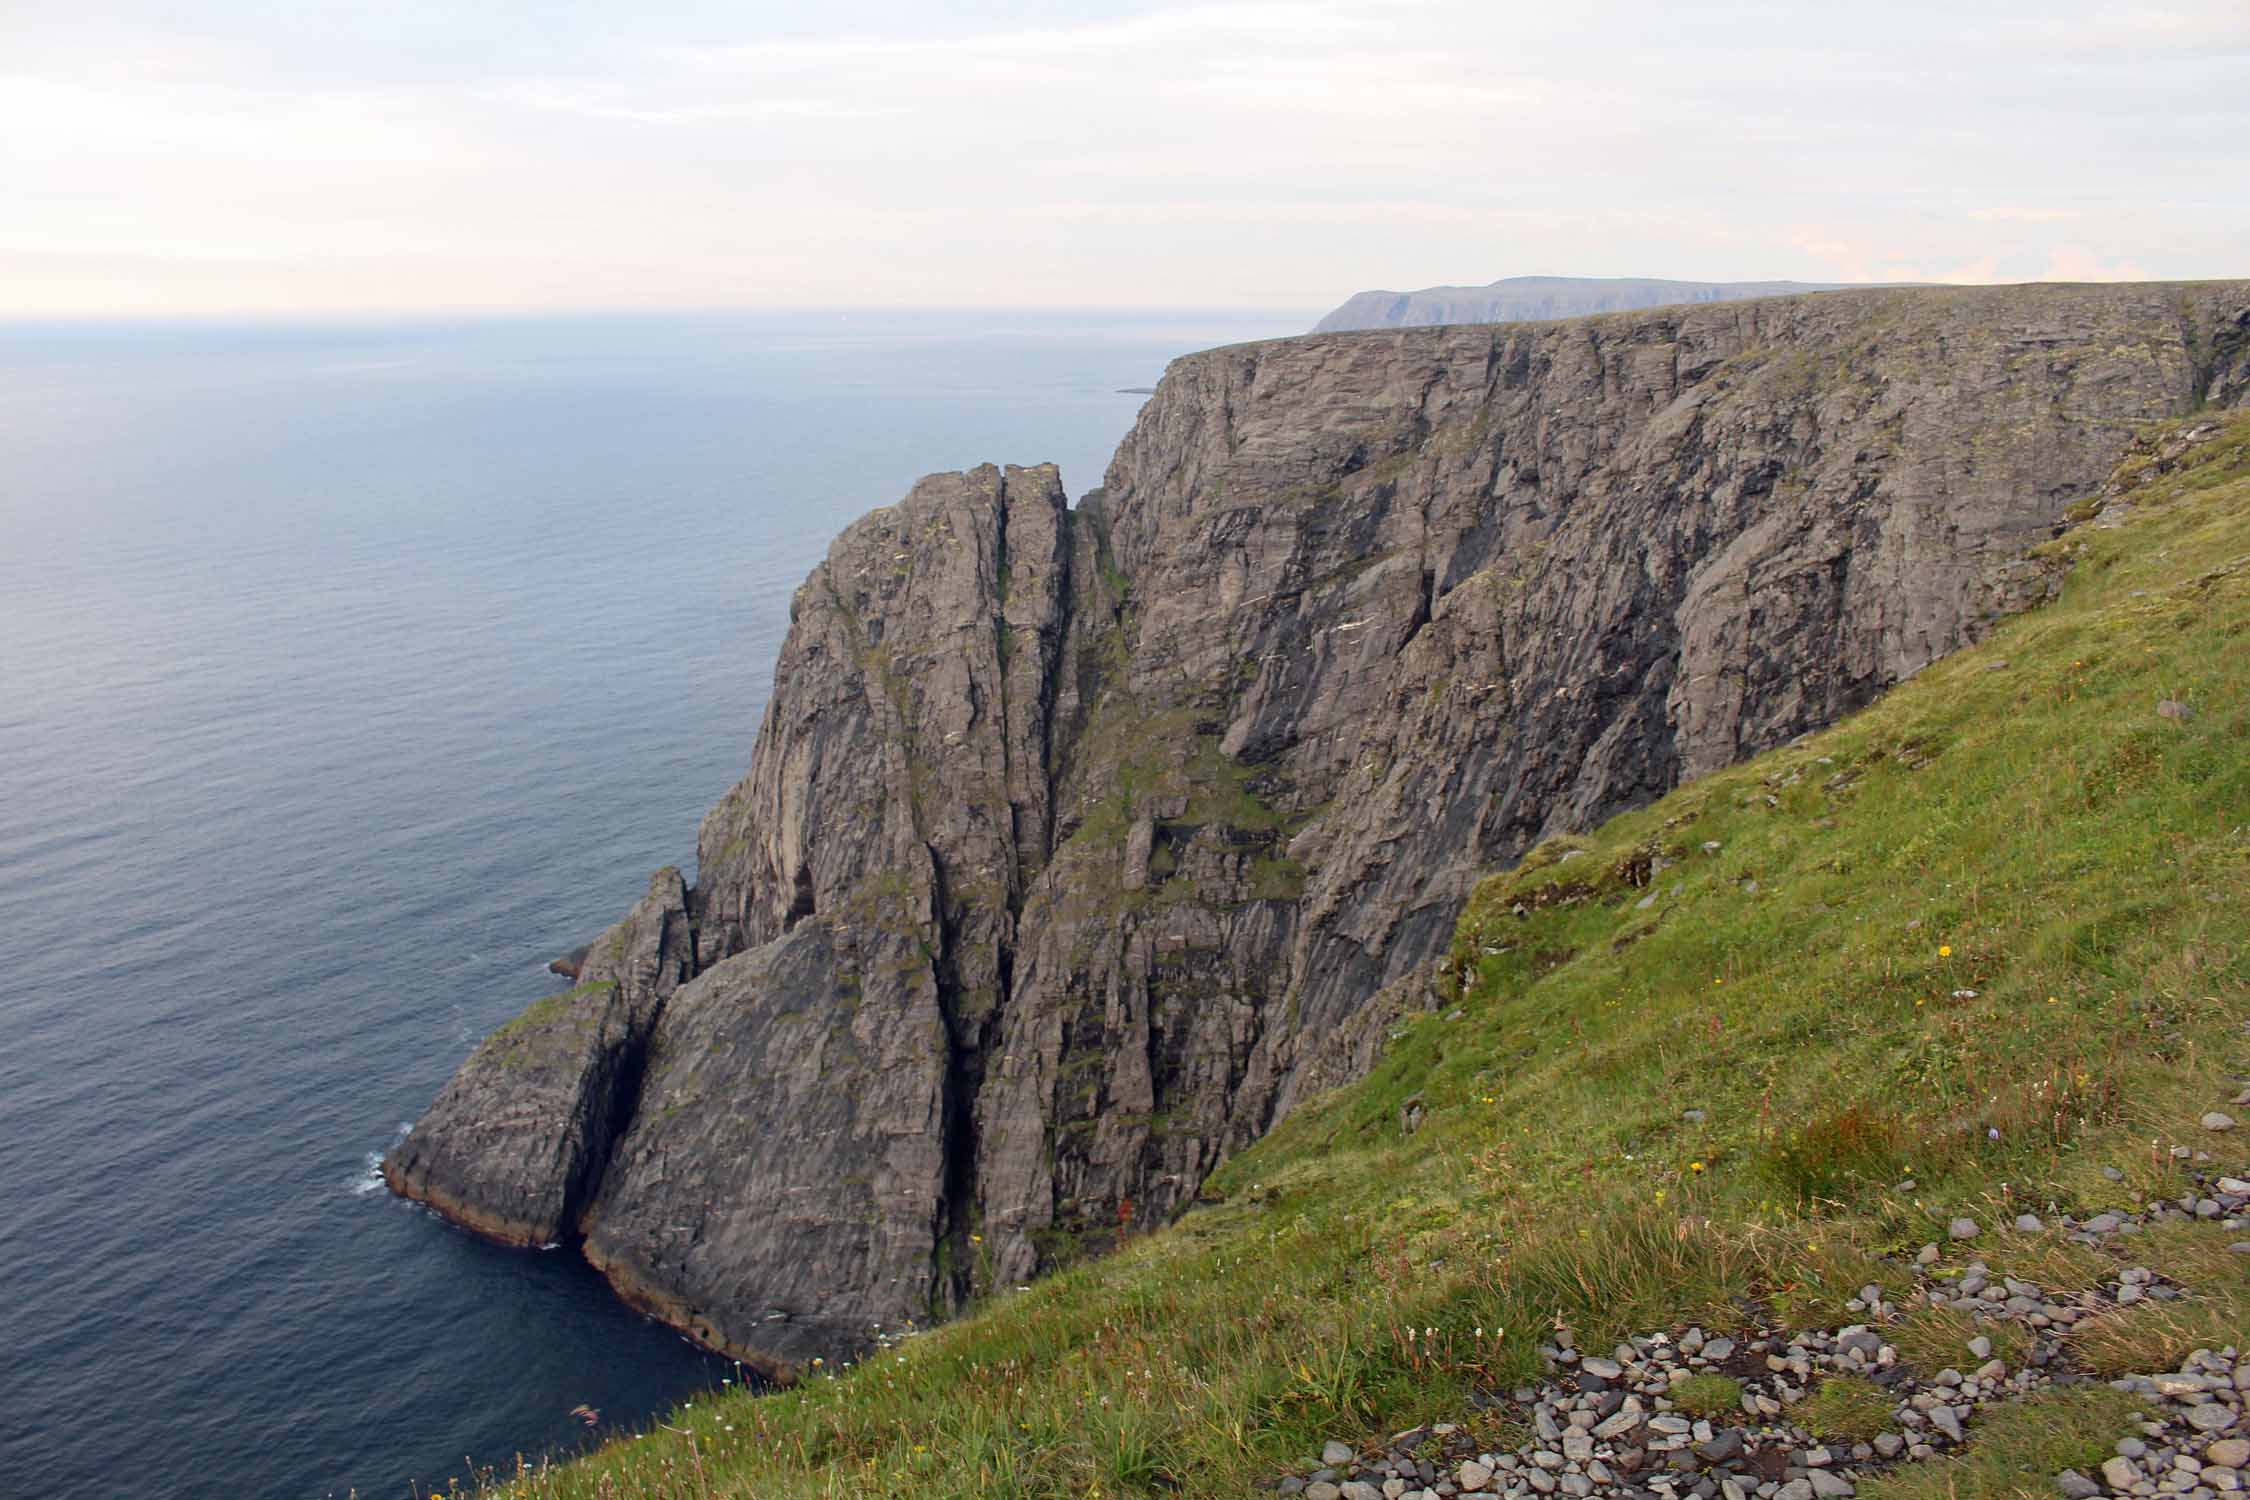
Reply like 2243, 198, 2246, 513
387, 281, 2250, 1371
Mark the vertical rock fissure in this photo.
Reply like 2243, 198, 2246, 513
924, 842, 980, 1312
564, 988, 670, 1238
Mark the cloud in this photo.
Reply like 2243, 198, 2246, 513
0, 0, 2243, 315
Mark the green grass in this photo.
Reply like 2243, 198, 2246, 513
1670, 1373, 1744, 1419
1886, 1305, 2030, 1374
1857, 1389, 2150, 1500
470, 416, 2250, 1499
1798, 1376, 1895, 1442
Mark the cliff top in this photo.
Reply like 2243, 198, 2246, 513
1309, 272, 1880, 333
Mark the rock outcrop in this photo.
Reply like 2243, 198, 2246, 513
388, 281, 2250, 1370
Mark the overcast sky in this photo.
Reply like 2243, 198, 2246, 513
3, 0, 2245, 317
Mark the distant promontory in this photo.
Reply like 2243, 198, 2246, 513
1311, 274, 1878, 332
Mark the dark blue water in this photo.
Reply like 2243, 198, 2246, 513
0, 308, 1303, 1500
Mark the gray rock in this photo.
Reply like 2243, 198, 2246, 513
1698, 1430, 1744, 1463
1457, 1462, 1494, 1491
1950, 1217, 1982, 1241
1340, 1484, 1382, 1500
1306, 1484, 1343, 1500
2103, 1457, 2143, 1490
389, 283, 2250, 1364
2207, 1113, 2239, 1132
2188, 1404, 2240, 1434
2054, 1471, 2100, 1499
2209, 1439, 2250, 1468
1325, 1442, 1357, 1466
1807, 1473, 1854, 1499
2016, 1214, 2046, 1233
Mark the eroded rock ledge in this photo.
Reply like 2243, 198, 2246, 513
388, 282, 2250, 1371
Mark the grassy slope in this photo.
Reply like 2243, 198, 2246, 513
481, 415, 2250, 1500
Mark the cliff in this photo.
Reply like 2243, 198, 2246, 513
386, 281, 2250, 1372
1310, 275, 1869, 333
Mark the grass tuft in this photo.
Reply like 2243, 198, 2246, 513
1797, 1376, 1896, 1442
1670, 1373, 1744, 1419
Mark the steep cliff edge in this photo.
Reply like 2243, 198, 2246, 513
386, 281, 2250, 1370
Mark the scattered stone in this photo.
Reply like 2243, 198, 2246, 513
2187, 1403, 2240, 1434
2205, 1113, 2238, 1132
1949, 1217, 1981, 1240
2157, 699, 2196, 721
2014, 1214, 2045, 1233
1265, 1218, 2250, 1500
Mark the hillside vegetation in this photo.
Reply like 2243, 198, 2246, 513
465, 413, 2250, 1500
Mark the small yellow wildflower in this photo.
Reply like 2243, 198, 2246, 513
1690, 1161, 1705, 1173
1939, 945, 1952, 957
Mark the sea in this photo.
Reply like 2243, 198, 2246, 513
0, 307, 1307, 1500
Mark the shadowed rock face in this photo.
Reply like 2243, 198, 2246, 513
388, 281, 2250, 1367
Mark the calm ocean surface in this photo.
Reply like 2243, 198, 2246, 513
0, 308, 1304, 1499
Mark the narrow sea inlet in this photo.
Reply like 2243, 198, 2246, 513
0, 308, 1302, 1500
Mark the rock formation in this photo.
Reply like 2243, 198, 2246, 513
1311, 275, 1869, 333
388, 281, 2250, 1372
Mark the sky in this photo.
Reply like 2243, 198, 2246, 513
2, 0, 2246, 318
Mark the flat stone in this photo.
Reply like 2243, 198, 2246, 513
1325, 1442, 1357, 1466
1697, 1430, 1744, 1463
1340, 1485, 1382, 1500
1808, 1473, 1854, 1499
2055, 1470, 2101, 1499
1950, 1217, 1981, 1240
2189, 1404, 2241, 1434
2205, 1113, 2238, 1133
2103, 1457, 2143, 1490
1457, 1461, 1495, 1491
2016, 1214, 2046, 1232
1582, 1357, 1623, 1379
2210, 1441, 2250, 1469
